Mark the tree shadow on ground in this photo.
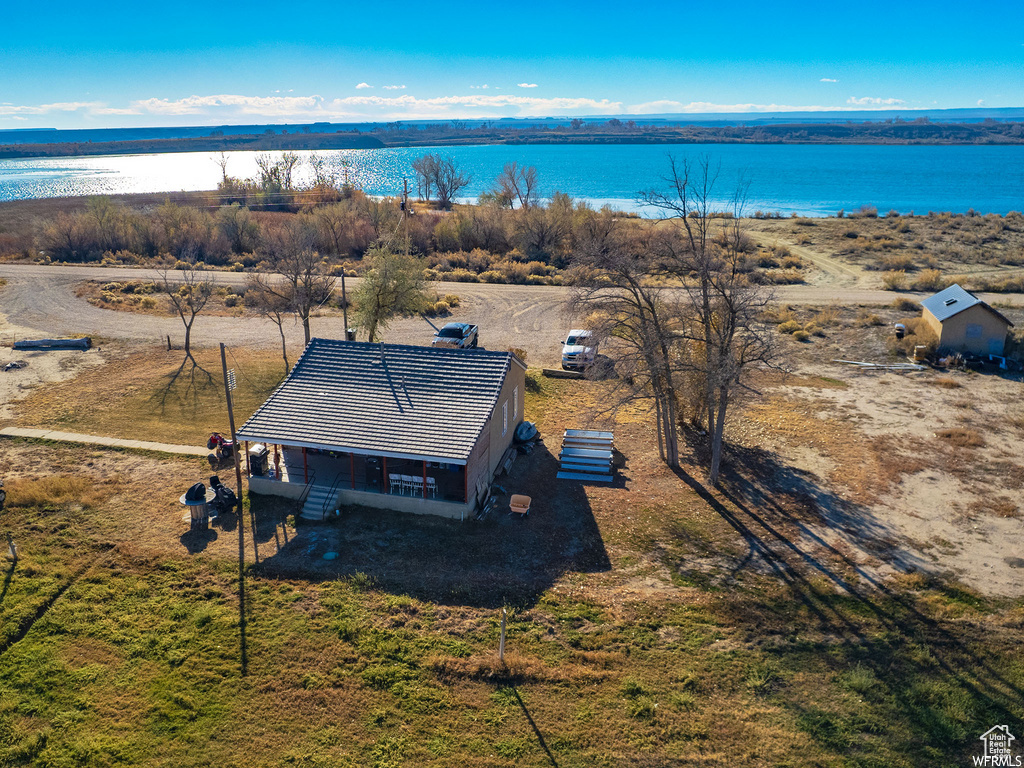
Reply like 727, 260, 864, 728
252, 441, 611, 609
150, 353, 215, 412
670, 440, 1023, 758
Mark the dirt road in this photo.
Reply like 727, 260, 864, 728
2, 263, 1022, 365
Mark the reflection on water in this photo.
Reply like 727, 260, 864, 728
1, 143, 1022, 216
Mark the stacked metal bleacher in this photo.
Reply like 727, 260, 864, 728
556, 429, 614, 483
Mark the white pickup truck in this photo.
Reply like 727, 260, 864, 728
561, 329, 597, 370
432, 322, 479, 349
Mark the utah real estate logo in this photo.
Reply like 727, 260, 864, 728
975, 726, 1022, 767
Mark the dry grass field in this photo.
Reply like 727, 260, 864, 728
1, 330, 1023, 766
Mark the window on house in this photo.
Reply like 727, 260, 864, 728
502, 401, 508, 436
513, 386, 519, 420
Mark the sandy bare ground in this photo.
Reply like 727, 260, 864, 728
3, 263, 1023, 365
752, 365, 1024, 596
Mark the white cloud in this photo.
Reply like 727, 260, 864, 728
382, 85, 406, 90
977, 99, 985, 106
517, 83, 538, 88
820, 78, 838, 83
846, 96, 904, 106
355, 82, 373, 89
0, 100, 104, 116
132, 94, 322, 116
469, 84, 489, 89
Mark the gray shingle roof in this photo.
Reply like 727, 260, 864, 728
237, 339, 522, 463
921, 284, 1013, 326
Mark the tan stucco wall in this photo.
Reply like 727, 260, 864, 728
464, 360, 526, 508
926, 304, 1010, 355
486, 362, 526, 478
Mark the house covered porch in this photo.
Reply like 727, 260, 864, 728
244, 441, 472, 520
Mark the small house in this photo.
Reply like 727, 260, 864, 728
920, 284, 1014, 356
237, 339, 526, 519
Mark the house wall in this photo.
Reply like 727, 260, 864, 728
247, 476, 470, 519
930, 305, 1010, 355
483, 361, 526, 476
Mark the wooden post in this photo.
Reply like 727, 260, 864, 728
302, 447, 308, 483
273, 444, 280, 479
498, 606, 507, 663
422, 460, 427, 498
349, 453, 355, 489
6, 533, 17, 563
166, 334, 171, 351
244, 441, 250, 477
382, 456, 388, 494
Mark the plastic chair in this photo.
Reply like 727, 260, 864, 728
509, 494, 531, 517
425, 477, 437, 498
401, 475, 417, 495
388, 473, 403, 495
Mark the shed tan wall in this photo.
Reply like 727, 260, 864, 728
927, 304, 1010, 356
464, 361, 527, 507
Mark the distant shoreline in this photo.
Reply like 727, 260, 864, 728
3, 120, 1023, 160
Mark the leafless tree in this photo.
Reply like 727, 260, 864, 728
642, 155, 780, 485
246, 277, 293, 371
312, 205, 355, 332
213, 152, 230, 185
411, 155, 436, 202
257, 221, 336, 345
567, 217, 683, 466
308, 152, 338, 189
494, 161, 538, 209
412, 153, 471, 209
160, 256, 215, 359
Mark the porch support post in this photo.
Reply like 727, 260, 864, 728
350, 453, 355, 489
244, 441, 250, 477
303, 447, 308, 483
273, 444, 280, 479
422, 460, 427, 498
382, 456, 388, 494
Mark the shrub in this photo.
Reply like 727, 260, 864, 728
935, 428, 984, 448
442, 294, 460, 307
224, 295, 240, 308
507, 347, 527, 364
882, 270, 908, 290
913, 269, 947, 292
792, 330, 811, 342
877, 253, 917, 271
139, 296, 158, 310
856, 311, 883, 326
891, 296, 918, 311
778, 320, 802, 334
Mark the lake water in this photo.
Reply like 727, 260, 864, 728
0, 143, 1021, 217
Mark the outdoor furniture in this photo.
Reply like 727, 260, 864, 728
389, 473, 403, 494
401, 475, 418, 495
426, 477, 438, 498
509, 494, 531, 517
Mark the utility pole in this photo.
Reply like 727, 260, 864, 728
403, 177, 410, 258
220, 343, 249, 675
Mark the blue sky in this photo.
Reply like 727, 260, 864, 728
3, 0, 1023, 128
